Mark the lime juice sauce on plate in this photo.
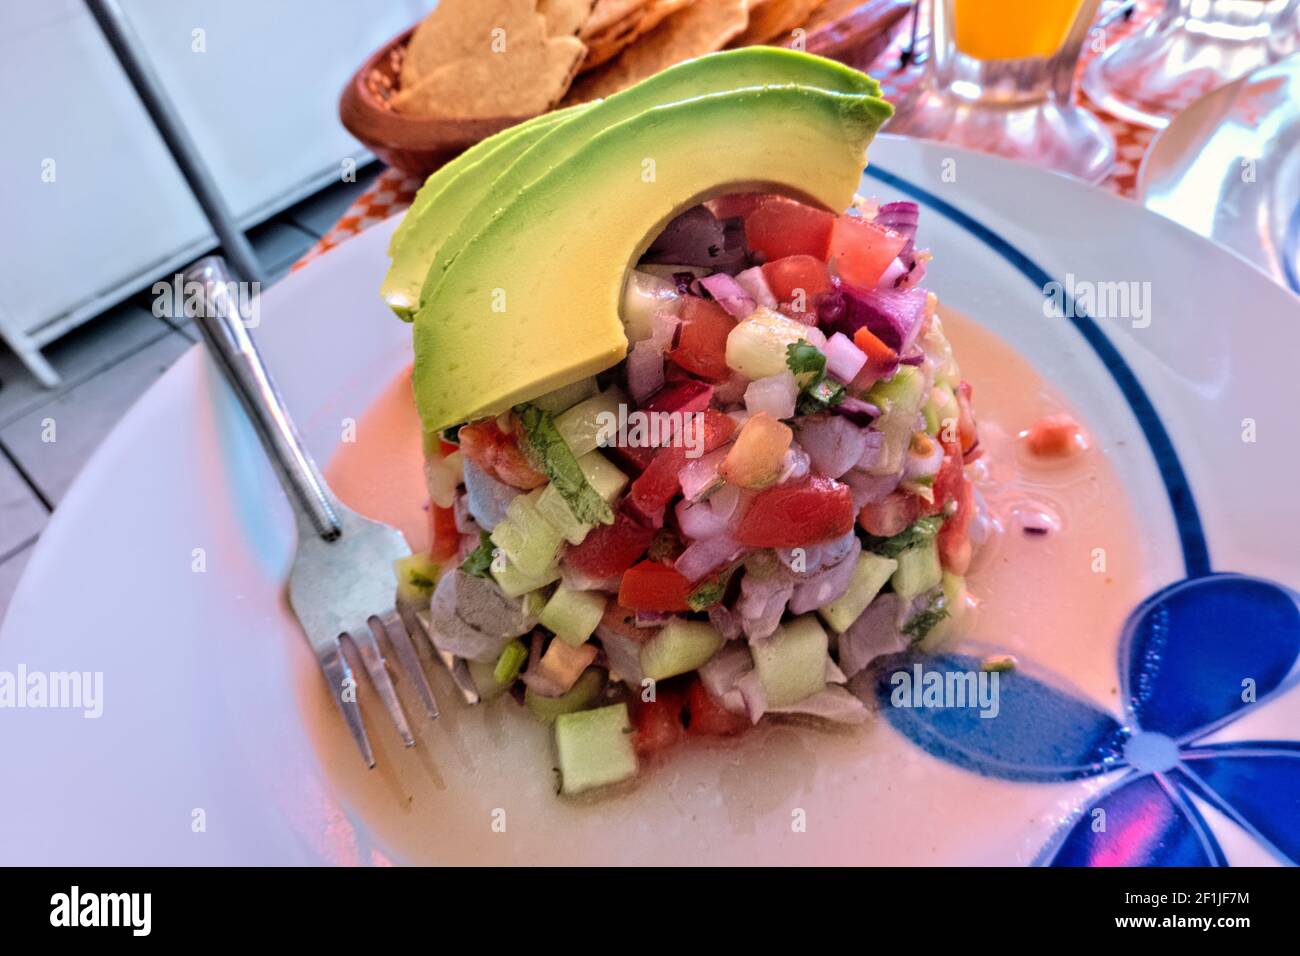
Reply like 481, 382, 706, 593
303, 307, 1149, 865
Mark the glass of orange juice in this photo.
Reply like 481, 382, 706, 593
1083, 0, 1299, 129
888, 0, 1116, 182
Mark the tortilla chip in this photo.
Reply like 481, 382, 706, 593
729, 0, 822, 46
564, 0, 748, 102
580, 0, 696, 72
538, 0, 599, 37
395, 29, 585, 118
579, 0, 650, 39
401, 0, 552, 91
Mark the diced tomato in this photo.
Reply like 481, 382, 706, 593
923, 450, 965, 517
457, 418, 547, 490
734, 476, 855, 547
858, 490, 919, 537
761, 255, 834, 311
744, 197, 835, 261
618, 560, 695, 612
956, 380, 979, 457
937, 465, 974, 574
564, 510, 656, 579
643, 379, 713, 416
628, 409, 736, 514
706, 192, 775, 220
668, 298, 735, 382
629, 686, 686, 758
828, 215, 908, 289
685, 679, 750, 736
1023, 413, 1085, 459
428, 504, 460, 562
437, 438, 459, 458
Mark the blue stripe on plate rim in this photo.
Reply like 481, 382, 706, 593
863, 163, 1212, 579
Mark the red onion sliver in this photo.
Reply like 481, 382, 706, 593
823, 332, 868, 383
699, 273, 756, 318
674, 533, 744, 582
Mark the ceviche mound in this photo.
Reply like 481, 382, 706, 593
385, 50, 983, 796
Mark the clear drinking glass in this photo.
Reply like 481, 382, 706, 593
887, 0, 1117, 183
1083, 0, 1300, 129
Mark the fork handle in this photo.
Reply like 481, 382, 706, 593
185, 256, 342, 541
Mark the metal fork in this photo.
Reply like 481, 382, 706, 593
185, 255, 440, 768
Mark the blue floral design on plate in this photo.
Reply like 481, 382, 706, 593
875, 574, 1300, 866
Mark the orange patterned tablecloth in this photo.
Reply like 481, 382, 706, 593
294, 0, 1162, 271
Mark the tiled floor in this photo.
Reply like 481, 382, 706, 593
0, 164, 381, 621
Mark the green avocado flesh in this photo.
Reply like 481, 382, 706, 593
412, 82, 892, 432
420, 48, 884, 305
382, 105, 588, 320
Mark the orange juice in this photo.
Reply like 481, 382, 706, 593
953, 0, 1089, 60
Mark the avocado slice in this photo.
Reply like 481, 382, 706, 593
382, 104, 589, 320
412, 83, 892, 432
421, 48, 884, 304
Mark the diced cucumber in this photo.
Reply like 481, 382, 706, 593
533, 377, 599, 415
751, 615, 828, 708
491, 555, 561, 598
554, 388, 627, 458
539, 585, 606, 646
393, 553, 440, 607
554, 703, 638, 795
490, 490, 563, 579
817, 553, 899, 632
892, 540, 942, 600
940, 572, 967, 631
924, 385, 959, 439
639, 618, 724, 681
495, 639, 529, 684
622, 270, 682, 343
535, 452, 627, 545
866, 365, 926, 416
526, 667, 606, 724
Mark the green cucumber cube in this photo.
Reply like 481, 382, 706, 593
490, 490, 563, 579
533, 377, 599, 415
866, 365, 926, 416
525, 667, 606, 724
554, 388, 626, 457
639, 618, 723, 681
555, 703, 638, 795
393, 553, 440, 607
817, 553, 899, 633
752, 615, 828, 708
539, 585, 607, 646
491, 556, 561, 598
892, 540, 943, 600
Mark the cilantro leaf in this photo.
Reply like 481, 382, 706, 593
460, 531, 496, 579
513, 403, 614, 525
786, 339, 827, 377
863, 514, 945, 558
686, 568, 734, 612
902, 591, 949, 641
787, 339, 847, 415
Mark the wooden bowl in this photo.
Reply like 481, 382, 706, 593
339, 1, 913, 180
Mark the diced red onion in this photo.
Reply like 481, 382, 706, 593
824, 284, 927, 357
777, 529, 857, 576
797, 415, 870, 480
698, 643, 753, 700
874, 201, 919, 263
674, 532, 744, 582
675, 497, 731, 541
626, 340, 665, 403
856, 430, 886, 470
830, 395, 880, 427
635, 609, 672, 628
823, 332, 868, 384
734, 266, 777, 309
679, 446, 728, 501
744, 372, 798, 420
899, 348, 925, 366
699, 273, 756, 318
788, 538, 861, 614
877, 257, 907, 289
898, 256, 927, 289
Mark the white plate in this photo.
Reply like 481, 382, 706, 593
2, 136, 1297, 866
